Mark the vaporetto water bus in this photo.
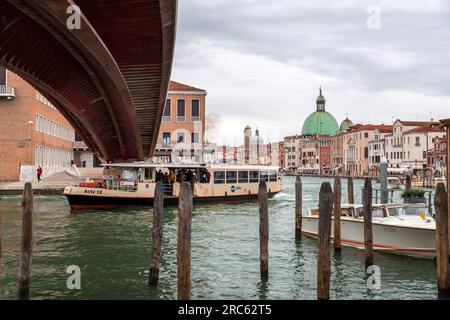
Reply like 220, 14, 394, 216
63, 163, 282, 209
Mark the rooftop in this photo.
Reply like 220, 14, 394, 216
168, 80, 206, 93
403, 126, 446, 134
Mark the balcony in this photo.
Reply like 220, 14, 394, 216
0, 85, 15, 99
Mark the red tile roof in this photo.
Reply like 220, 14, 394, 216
348, 124, 393, 133
398, 120, 440, 126
169, 80, 206, 92
403, 126, 446, 134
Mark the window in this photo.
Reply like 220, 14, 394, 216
162, 132, 171, 146
35, 114, 39, 131
191, 132, 200, 143
364, 147, 369, 159
0, 66, 6, 85
364, 132, 369, 138
249, 171, 259, 183
214, 171, 225, 184
177, 132, 185, 143
177, 99, 185, 121
226, 171, 237, 184
260, 171, 269, 182
423, 151, 427, 159
163, 99, 171, 121
269, 171, 277, 182
238, 171, 249, 183
191, 100, 200, 121
416, 137, 420, 146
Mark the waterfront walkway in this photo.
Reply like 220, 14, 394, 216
0, 168, 103, 195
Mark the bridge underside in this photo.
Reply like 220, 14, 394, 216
0, 0, 177, 162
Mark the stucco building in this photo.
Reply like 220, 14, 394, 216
153, 81, 207, 163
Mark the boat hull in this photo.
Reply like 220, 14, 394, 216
302, 216, 437, 259
65, 192, 280, 210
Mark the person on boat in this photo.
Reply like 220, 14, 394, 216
168, 170, 177, 184
186, 170, 193, 183
37, 166, 43, 182
164, 172, 169, 184
156, 170, 164, 182
190, 171, 197, 185
178, 169, 187, 183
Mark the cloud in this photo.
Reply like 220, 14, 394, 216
171, 0, 450, 144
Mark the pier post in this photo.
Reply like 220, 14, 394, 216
347, 177, 354, 205
295, 176, 302, 240
259, 180, 269, 280
177, 182, 192, 300
0, 208, 2, 292
148, 182, 164, 286
405, 175, 411, 191
333, 177, 342, 253
434, 183, 449, 295
380, 156, 388, 204
19, 182, 33, 300
362, 178, 374, 268
317, 182, 333, 300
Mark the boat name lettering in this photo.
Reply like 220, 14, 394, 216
84, 189, 103, 195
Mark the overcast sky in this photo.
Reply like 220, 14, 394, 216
171, 0, 450, 146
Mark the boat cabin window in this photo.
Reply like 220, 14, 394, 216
341, 208, 353, 217
249, 171, 259, 183
388, 207, 429, 217
226, 171, 237, 184
260, 171, 269, 182
269, 171, 277, 182
238, 171, 249, 183
145, 168, 152, 180
372, 208, 385, 218
214, 171, 226, 184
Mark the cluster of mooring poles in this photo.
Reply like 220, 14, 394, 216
3, 174, 449, 300
294, 173, 449, 299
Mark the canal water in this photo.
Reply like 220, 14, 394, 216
0, 176, 438, 300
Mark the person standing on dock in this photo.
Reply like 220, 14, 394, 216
37, 166, 43, 182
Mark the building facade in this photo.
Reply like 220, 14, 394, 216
153, 81, 207, 163
384, 120, 444, 175
342, 124, 393, 176
0, 68, 75, 181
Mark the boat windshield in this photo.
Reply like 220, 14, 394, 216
388, 207, 429, 217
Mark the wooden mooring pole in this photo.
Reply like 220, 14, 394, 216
348, 177, 354, 205
434, 183, 449, 295
19, 182, 33, 300
259, 180, 269, 280
405, 175, 411, 191
362, 178, 374, 268
317, 182, 333, 300
333, 177, 342, 253
177, 182, 192, 300
148, 182, 164, 286
295, 176, 302, 240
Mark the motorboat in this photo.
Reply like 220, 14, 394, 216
302, 203, 438, 259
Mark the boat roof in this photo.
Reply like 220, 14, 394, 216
340, 203, 427, 209
102, 162, 279, 171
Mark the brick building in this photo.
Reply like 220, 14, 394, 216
153, 81, 207, 163
0, 68, 75, 181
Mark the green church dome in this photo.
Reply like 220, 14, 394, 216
301, 87, 339, 136
340, 117, 353, 132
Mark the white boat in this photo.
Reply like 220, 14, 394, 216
387, 177, 403, 189
63, 163, 282, 210
302, 203, 438, 259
